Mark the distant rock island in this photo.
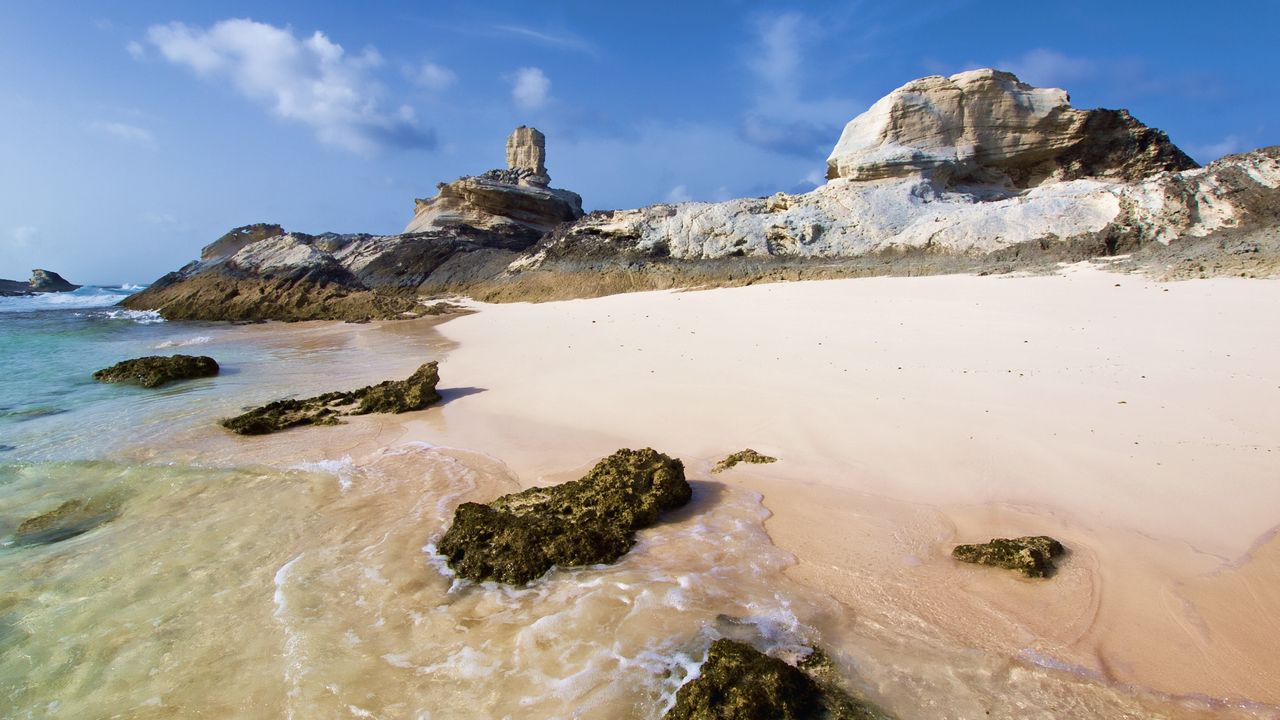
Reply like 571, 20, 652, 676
123, 69, 1280, 321
0, 269, 81, 297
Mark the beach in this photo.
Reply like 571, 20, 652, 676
5, 264, 1280, 718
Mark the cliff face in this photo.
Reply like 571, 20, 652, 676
0, 269, 81, 296
124, 72, 1280, 320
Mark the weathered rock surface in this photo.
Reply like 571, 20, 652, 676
952, 535, 1065, 578
0, 269, 81, 296
122, 73, 1280, 320
14, 497, 121, 546
665, 639, 890, 720
93, 355, 219, 388
222, 361, 440, 435
201, 223, 285, 262
712, 449, 778, 474
436, 448, 691, 584
826, 69, 1197, 186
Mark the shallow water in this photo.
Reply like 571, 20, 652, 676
1, 303, 1276, 719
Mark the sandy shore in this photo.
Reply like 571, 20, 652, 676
164, 263, 1280, 709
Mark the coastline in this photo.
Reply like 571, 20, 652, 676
102, 263, 1280, 715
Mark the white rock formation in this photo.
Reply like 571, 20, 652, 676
825, 69, 1196, 187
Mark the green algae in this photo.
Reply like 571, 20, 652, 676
664, 639, 891, 720
712, 449, 778, 474
952, 535, 1066, 578
221, 361, 441, 435
436, 448, 691, 584
92, 355, 219, 388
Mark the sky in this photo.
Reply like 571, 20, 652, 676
1, 1, 1275, 284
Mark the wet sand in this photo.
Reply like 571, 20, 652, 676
146, 264, 1280, 714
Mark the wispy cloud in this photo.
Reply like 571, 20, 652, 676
8, 226, 39, 248
493, 24, 598, 56
511, 67, 551, 110
1189, 134, 1244, 162
664, 185, 692, 204
91, 121, 156, 147
999, 48, 1096, 89
739, 12, 861, 157
147, 18, 435, 154
126, 40, 146, 60
405, 62, 456, 91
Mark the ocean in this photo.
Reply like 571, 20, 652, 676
0, 289, 1268, 719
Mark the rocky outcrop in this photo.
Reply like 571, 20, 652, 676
14, 497, 121, 546
404, 126, 582, 240
1, 269, 81, 296
123, 73, 1280, 320
93, 355, 219, 388
952, 535, 1065, 578
712, 449, 778, 474
222, 361, 440, 435
436, 448, 691, 584
665, 639, 890, 720
825, 69, 1197, 187
201, 223, 285, 262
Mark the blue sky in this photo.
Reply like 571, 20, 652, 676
1, 1, 1274, 284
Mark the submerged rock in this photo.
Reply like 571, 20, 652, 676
14, 497, 121, 546
436, 448, 691, 584
93, 355, 219, 388
221, 361, 441, 435
712, 449, 778, 474
952, 535, 1065, 578
664, 639, 890, 720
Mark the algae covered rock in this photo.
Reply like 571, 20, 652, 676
436, 448, 691, 584
14, 497, 121, 546
93, 355, 219, 388
222, 361, 441, 435
952, 535, 1065, 578
712, 449, 778, 474
665, 639, 890, 720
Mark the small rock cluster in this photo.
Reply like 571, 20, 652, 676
952, 535, 1066, 578
222, 361, 441, 435
712, 449, 778, 474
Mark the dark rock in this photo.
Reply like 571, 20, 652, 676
28, 269, 80, 293
14, 497, 121, 546
93, 355, 219, 388
952, 535, 1065, 578
712, 449, 778, 474
222, 361, 440, 435
436, 448, 691, 584
664, 639, 890, 720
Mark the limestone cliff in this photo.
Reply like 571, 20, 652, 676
123, 74, 1280, 320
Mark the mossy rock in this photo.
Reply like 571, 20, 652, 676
14, 497, 121, 546
952, 535, 1065, 578
665, 639, 890, 720
221, 362, 440, 435
712, 449, 778, 474
436, 448, 691, 584
92, 355, 219, 388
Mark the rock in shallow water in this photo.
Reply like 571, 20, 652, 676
221, 361, 441, 435
664, 639, 890, 720
436, 448, 691, 584
952, 535, 1065, 578
14, 497, 121, 546
93, 355, 219, 388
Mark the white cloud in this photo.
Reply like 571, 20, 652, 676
493, 25, 598, 56
664, 185, 692, 203
511, 67, 550, 110
9, 226, 39, 248
126, 40, 145, 60
147, 18, 433, 153
740, 12, 861, 158
1000, 49, 1096, 89
407, 62, 456, 91
91, 121, 156, 147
